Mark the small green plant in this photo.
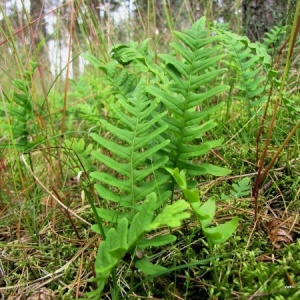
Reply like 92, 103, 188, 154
85, 17, 237, 298
167, 167, 238, 245
0, 60, 43, 151
221, 177, 251, 200
167, 167, 238, 294
1, 2, 300, 300
87, 193, 190, 299
263, 25, 288, 56
216, 29, 270, 118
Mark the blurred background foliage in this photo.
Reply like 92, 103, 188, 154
0, 0, 297, 86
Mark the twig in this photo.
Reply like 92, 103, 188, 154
20, 154, 91, 226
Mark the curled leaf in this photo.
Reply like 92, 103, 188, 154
265, 219, 294, 249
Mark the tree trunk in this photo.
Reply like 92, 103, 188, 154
242, 0, 287, 41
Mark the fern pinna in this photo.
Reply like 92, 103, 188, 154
147, 17, 230, 177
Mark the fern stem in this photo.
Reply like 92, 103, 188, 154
208, 242, 220, 291
111, 269, 120, 300
258, 120, 300, 189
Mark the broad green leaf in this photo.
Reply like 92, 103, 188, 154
95, 208, 133, 223
188, 85, 229, 108
135, 257, 167, 275
173, 161, 230, 177
137, 234, 177, 249
193, 197, 216, 227
95, 229, 122, 275
146, 86, 185, 116
159, 54, 189, 78
204, 216, 239, 244
93, 184, 122, 204
90, 133, 131, 160
169, 41, 193, 63
100, 120, 133, 144
166, 168, 199, 204
179, 140, 223, 159
165, 167, 187, 189
110, 218, 128, 257
91, 153, 131, 177
90, 224, 102, 235
182, 121, 217, 143
182, 188, 199, 204
127, 193, 157, 247
91, 172, 131, 192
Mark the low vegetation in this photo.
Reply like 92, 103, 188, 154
0, 1, 299, 299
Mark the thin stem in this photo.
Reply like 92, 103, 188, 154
253, 0, 300, 223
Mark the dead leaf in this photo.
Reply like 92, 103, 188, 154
27, 288, 54, 300
265, 218, 294, 249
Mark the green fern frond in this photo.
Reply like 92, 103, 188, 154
87, 192, 190, 299
90, 79, 170, 218
263, 25, 288, 53
111, 39, 151, 66
84, 53, 138, 99
217, 30, 270, 116
147, 17, 230, 176
0, 61, 41, 150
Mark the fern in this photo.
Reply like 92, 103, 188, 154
167, 167, 238, 245
111, 39, 152, 67
147, 17, 231, 177
217, 30, 270, 116
90, 78, 170, 220
84, 39, 155, 102
86, 192, 190, 299
0, 61, 42, 150
263, 25, 288, 54
68, 73, 114, 122
87, 17, 243, 297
